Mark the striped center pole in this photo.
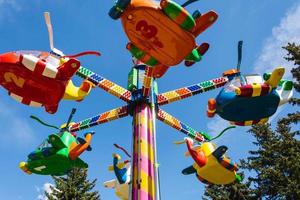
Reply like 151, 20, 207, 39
130, 63, 159, 200
132, 103, 157, 200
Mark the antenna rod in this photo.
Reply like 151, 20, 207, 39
65, 108, 76, 130
181, 0, 199, 8
237, 40, 243, 71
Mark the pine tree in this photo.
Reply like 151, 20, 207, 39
283, 43, 300, 105
45, 168, 100, 200
233, 44, 300, 199
203, 174, 256, 200
241, 121, 300, 199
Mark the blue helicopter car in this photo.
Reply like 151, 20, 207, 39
207, 41, 293, 126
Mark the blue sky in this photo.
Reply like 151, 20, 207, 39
0, 0, 299, 199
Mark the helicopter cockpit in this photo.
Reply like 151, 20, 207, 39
16, 50, 61, 67
37, 139, 52, 150
224, 74, 263, 93
27, 139, 53, 160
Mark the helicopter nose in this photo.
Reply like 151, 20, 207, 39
19, 162, 32, 174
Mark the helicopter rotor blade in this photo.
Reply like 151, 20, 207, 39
181, 0, 199, 7
44, 12, 54, 51
237, 40, 243, 71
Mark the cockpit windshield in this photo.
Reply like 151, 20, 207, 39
245, 75, 263, 84
37, 139, 52, 150
224, 75, 263, 92
16, 50, 43, 58
15, 50, 61, 67
224, 77, 242, 92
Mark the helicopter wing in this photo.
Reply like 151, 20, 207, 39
192, 11, 218, 37
103, 179, 117, 189
62, 79, 93, 101
69, 132, 94, 160
184, 43, 210, 67
182, 165, 197, 175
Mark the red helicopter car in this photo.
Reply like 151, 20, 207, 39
0, 12, 99, 114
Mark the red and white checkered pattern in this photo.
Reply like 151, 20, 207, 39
20, 54, 58, 79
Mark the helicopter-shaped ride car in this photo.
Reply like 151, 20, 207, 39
104, 144, 131, 200
19, 109, 96, 176
0, 12, 100, 114
182, 137, 240, 185
109, 0, 218, 78
206, 41, 293, 126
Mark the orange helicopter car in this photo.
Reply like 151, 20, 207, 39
109, 0, 218, 78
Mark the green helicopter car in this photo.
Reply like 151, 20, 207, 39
19, 109, 95, 176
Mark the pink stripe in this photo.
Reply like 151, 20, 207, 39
132, 104, 156, 200
133, 126, 154, 148
132, 187, 154, 200
133, 153, 154, 178
133, 107, 154, 148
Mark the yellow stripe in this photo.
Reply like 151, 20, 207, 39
258, 117, 269, 124
235, 88, 241, 95
148, 114, 153, 134
171, 117, 180, 129
139, 138, 154, 162
252, 84, 262, 97
244, 120, 253, 126
106, 110, 119, 121
109, 85, 125, 98
164, 113, 173, 126
139, 115, 148, 126
143, 77, 152, 87
140, 170, 155, 198
164, 92, 181, 103
132, 166, 156, 197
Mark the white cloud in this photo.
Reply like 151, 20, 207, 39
36, 183, 54, 200
254, 2, 300, 78
0, 0, 20, 10
269, 104, 288, 123
207, 116, 230, 134
206, 116, 233, 144
0, 0, 21, 22
0, 99, 37, 148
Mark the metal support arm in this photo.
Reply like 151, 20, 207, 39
69, 105, 129, 132
156, 109, 211, 142
76, 66, 132, 102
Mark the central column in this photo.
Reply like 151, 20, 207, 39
130, 63, 159, 200
132, 103, 157, 200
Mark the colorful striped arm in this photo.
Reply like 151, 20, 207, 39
156, 109, 211, 141
157, 77, 228, 106
69, 106, 129, 132
142, 66, 154, 97
76, 66, 132, 102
